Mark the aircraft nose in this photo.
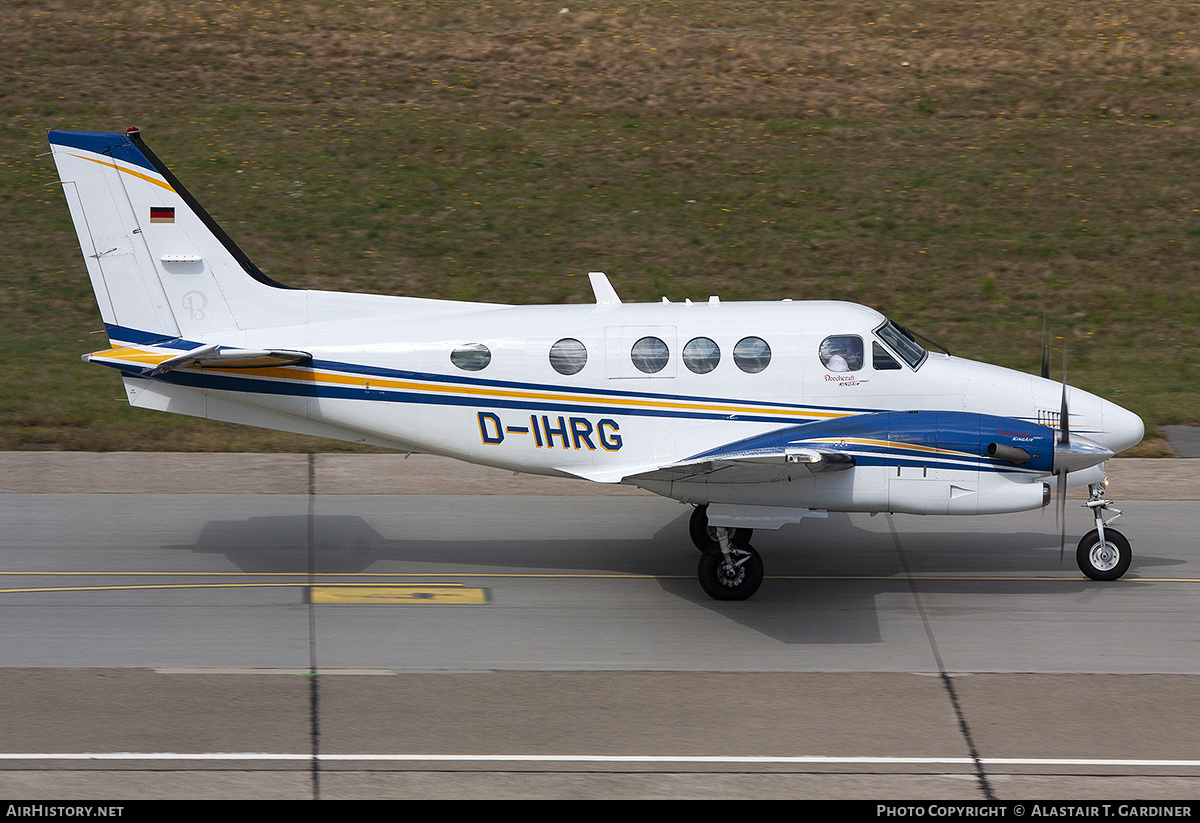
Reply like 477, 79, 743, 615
1103, 399, 1144, 455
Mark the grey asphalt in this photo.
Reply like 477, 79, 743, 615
1166, 426, 1200, 459
0, 452, 1196, 498
1, 454, 1198, 799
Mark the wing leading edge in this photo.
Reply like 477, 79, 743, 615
592, 410, 1059, 487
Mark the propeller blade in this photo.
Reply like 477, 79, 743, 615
1058, 386, 1070, 446
1057, 470, 1067, 565
1041, 314, 1051, 380
1058, 343, 1069, 447
1056, 340, 1069, 564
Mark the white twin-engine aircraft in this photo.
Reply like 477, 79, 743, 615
49, 128, 1145, 600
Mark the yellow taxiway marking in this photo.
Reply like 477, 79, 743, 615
0, 572, 674, 596
0, 572, 1196, 597
311, 584, 489, 605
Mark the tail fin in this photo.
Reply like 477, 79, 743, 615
48, 128, 296, 342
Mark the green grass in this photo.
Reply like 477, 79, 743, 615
1, 0, 1197, 454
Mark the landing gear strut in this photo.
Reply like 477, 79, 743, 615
1076, 483, 1131, 581
689, 504, 752, 551
697, 526, 763, 601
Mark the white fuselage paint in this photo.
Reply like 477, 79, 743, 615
120, 296, 1142, 517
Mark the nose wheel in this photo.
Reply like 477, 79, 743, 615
1077, 528, 1131, 581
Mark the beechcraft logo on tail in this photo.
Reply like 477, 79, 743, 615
149, 206, 175, 223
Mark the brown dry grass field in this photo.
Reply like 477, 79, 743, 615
1, 1, 1197, 454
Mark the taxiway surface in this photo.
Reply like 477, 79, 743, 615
1, 455, 1198, 799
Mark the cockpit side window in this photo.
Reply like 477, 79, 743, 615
872, 341, 902, 370
819, 335, 864, 372
875, 320, 927, 369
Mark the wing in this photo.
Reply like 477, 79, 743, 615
623, 446, 855, 485
564, 409, 1057, 487
557, 419, 860, 486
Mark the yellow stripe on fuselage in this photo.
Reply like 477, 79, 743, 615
809, 436, 972, 459
210, 363, 844, 421
94, 344, 849, 421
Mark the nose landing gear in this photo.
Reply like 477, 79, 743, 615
1076, 483, 1131, 581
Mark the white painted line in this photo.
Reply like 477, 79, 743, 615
1, 754, 1198, 767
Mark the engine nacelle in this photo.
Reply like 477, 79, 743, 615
886, 469, 1050, 515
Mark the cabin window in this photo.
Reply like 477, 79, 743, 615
682, 337, 721, 374
733, 336, 771, 373
819, 336, 864, 372
631, 336, 670, 374
549, 338, 587, 375
450, 343, 491, 371
872, 341, 901, 370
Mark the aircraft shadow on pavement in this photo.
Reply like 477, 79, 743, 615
161, 507, 1173, 646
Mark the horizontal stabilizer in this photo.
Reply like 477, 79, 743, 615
85, 343, 311, 376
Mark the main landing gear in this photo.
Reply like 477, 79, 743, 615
698, 534, 764, 601
691, 505, 762, 601
1076, 483, 1131, 581
688, 504, 752, 551
688, 483, 1133, 600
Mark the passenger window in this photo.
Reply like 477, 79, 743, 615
682, 337, 720, 374
819, 336, 864, 372
450, 343, 491, 371
549, 338, 587, 375
631, 336, 669, 374
733, 337, 771, 373
872, 341, 901, 370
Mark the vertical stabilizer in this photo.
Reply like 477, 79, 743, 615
48, 129, 297, 343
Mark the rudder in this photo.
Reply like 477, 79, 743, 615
48, 128, 296, 343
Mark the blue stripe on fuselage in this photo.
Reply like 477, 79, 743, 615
685, 411, 1056, 474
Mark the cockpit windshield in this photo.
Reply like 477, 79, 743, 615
875, 319, 927, 369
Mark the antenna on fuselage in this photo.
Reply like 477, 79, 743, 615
588, 272, 621, 305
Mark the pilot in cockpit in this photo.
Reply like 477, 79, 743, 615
820, 336, 864, 372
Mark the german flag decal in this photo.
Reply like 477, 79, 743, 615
150, 206, 175, 223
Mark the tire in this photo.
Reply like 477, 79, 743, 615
688, 504, 753, 551
697, 543, 764, 601
1076, 528, 1132, 581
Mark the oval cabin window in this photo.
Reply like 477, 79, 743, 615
682, 337, 721, 374
733, 336, 771, 373
549, 338, 587, 375
450, 343, 491, 371
631, 336, 669, 374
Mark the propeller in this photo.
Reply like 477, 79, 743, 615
1046, 329, 1115, 565
1040, 313, 1051, 380
1044, 325, 1069, 563
1055, 357, 1069, 563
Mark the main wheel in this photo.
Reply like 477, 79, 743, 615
1076, 528, 1132, 581
689, 504, 753, 551
697, 543, 764, 601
